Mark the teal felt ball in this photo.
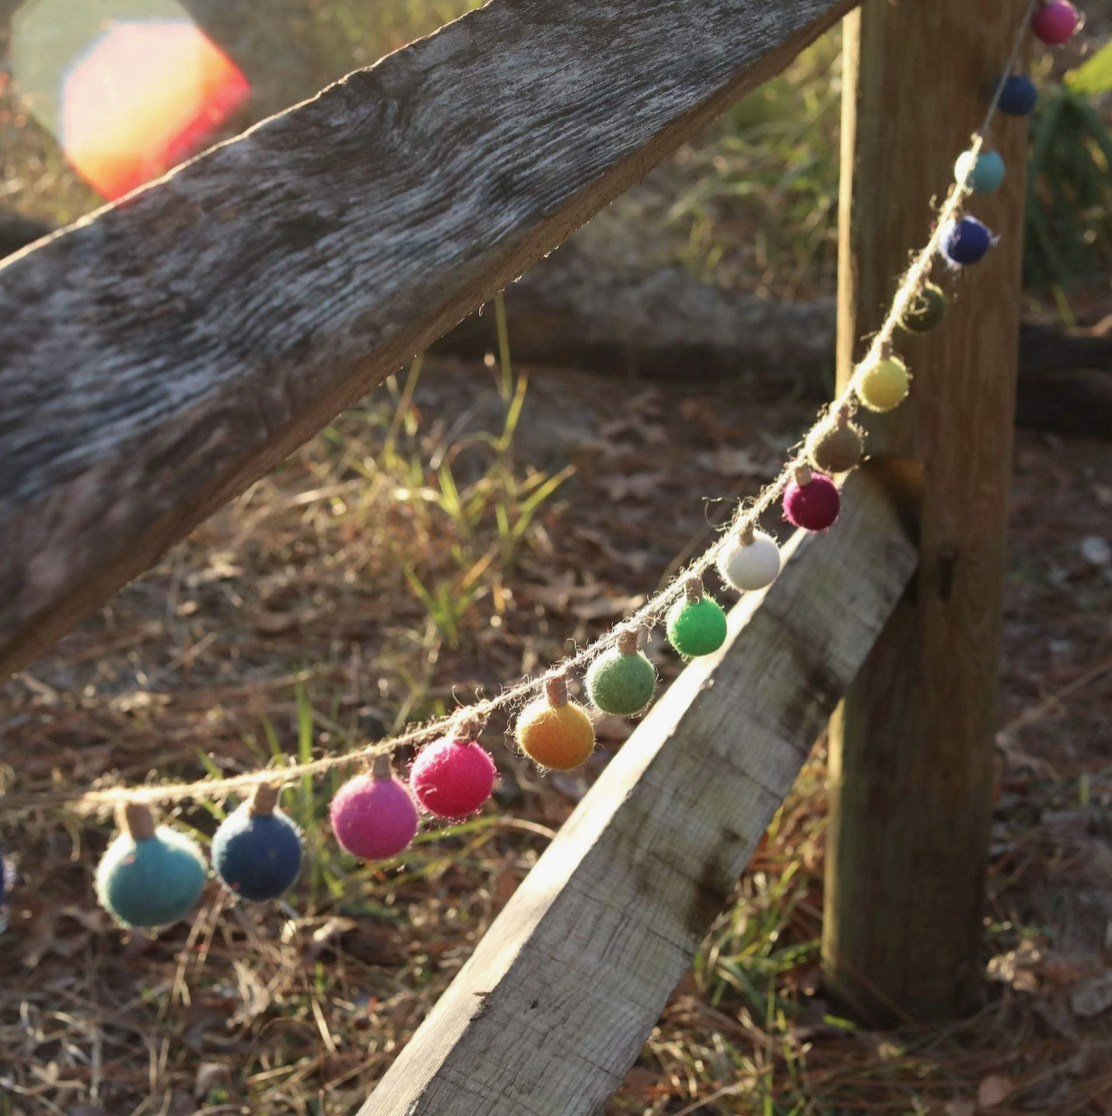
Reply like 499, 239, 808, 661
96, 822, 207, 929
955, 149, 1005, 194
586, 647, 656, 717
667, 596, 727, 657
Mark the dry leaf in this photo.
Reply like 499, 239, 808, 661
194, 1062, 227, 1099
976, 1073, 1013, 1109
944, 1100, 976, 1116
695, 447, 769, 478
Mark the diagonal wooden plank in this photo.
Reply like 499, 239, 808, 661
0, 0, 853, 676
361, 467, 917, 1116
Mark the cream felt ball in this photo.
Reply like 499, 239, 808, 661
212, 785, 302, 903
331, 765, 419, 861
96, 806, 207, 929
586, 636, 656, 717
410, 736, 497, 818
717, 529, 781, 592
856, 354, 910, 413
666, 591, 727, 657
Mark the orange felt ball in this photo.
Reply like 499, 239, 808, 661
515, 697, 596, 771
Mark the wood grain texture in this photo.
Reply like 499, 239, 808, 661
361, 468, 917, 1116
0, 0, 854, 677
822, 0, 1029, 1024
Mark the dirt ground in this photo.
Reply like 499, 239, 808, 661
2, 354, 1111, 1114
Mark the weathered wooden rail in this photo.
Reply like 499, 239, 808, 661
0, 0, 1030, 1110
0, 0, 854, 678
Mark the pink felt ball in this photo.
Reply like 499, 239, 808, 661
410, 736, 497, 819
1033, 1, 1080, 44
783, 470, 840, 532
330, 773, 419, 860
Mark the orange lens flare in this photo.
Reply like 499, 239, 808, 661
61, 20, 249, 199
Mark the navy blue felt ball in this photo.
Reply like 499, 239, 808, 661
998, 74, 1037, 117
212, 803, 302, 902
940, 217, 993, 266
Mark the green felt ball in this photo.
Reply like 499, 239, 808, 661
666, 596, 727, 657
898, 283, 946, 333
586, 648, 656, 717
96, 826, 207, 929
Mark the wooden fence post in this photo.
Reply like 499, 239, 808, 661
821, 1, 1030, 1024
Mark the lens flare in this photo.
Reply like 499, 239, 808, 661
12, 0, 250, 199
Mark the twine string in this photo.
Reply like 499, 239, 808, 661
0, 6, 1037, 818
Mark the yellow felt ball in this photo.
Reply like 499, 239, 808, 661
515, 697, 596, 771
856, 355, 910, 413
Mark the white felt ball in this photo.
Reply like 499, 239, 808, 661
717, 531, 781, 592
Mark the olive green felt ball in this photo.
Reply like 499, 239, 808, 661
809, 420, 864, 474
898, 283, 946, 333
856, 355, 910, 413
666, 596, 728, 657
586, 648, 656, 717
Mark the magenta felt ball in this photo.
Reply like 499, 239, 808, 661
1033, 1, 1079, 44
783, 472, 840, 532
410, 737, 497, 819
330, 774, 419, 860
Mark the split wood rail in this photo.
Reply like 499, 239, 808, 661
0, 0, 1028, 1111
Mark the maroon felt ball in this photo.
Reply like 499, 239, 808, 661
1033, 1, 1080, 45
783, 467, 840, 532
410, 736, 497, 819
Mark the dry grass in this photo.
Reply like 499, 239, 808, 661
3, 358, 1112, 1115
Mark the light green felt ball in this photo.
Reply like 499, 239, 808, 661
586, 648, 656, 717
667, 596, 727, 657
96, 826, 207, 929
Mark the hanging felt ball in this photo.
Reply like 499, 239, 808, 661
856, 350, 911, 413
1033, 1, 1080, 44
586, 629, 657, 717
898, 282, 946, 334
716, 526, 781, 592
809, 408, 864, 474
330, 757, 419, 861
783, 465, 840, 532
95, 804, 207, 929
666, 580, 728, 657
997, 74, 1038, 116
212, 784, 302, 902
410, 729, 497, 818
516, 674, 596, 771
939, 217, 993, 266
955, 149, 1005, 194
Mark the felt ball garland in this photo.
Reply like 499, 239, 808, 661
96, 804, 207, 929
586, 627, 657, 717
666, 578, 728, 657
940, 216, 993, 266
856, 349, 910, 413
717, 524, 781, 592
1033, 0, 1080, 45
410, 724, 497, 818
48, 5, 1075, 935
809, 407, 864, 474
783, 465, 840, 532
212, 784, 302, 902
331, 756, 420, 861
516, 673, 596, 770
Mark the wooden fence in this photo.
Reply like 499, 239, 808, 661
0, 0, 1029, 1111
